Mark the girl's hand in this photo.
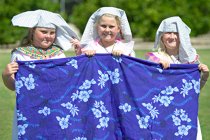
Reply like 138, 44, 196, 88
112, 50, 123, 56
3, 62, 19, 77
159, 59, 170, 69
84, 50, 96, 57
71, 38, 81, 55
199, 63, 209, 80
2, 61, 18, 91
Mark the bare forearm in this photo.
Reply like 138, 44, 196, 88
2, 73, 15, 91
200, 73, 209, 89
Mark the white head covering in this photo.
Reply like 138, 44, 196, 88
11, 9, 79, 51
154, 16, 197, 63
80, 7, 132, 46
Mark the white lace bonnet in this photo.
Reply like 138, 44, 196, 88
80, 7, 133, 46
154, 16, 197, 63
11, 9, 79, 50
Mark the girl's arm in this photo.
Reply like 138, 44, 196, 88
199, 63, 209, 89
71, 38, 82, 56
2, 62, 19, 91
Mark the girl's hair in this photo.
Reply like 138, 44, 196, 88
96, 13, 121, 27
157, 33, 171, 58
95, 13, 123, 39
158, 35, 166, 52
157, 33, 181, 60
158, 32, 180, 53
19, 28, 34, 47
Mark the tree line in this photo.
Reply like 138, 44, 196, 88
1, 0, 210, 45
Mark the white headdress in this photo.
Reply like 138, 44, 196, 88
154, 16, 197, 63
11, 9, 79, 51
80, 7, 132, 46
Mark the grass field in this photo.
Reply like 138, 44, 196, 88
0, 49, 209, 139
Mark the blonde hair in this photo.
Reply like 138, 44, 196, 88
157, 33, 180, 60
96, 13, 121, 27
159, 37, 166, 52
95, 13, 123, 39
157, 34, 171, 58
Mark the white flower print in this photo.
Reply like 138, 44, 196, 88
142, 103, 152, 110
15, 80, 23, 94
66, 59, 78, 69
142, 103, 159, 119
17, 111, 27, 121
70, 106, 79, 117
100, 105, 109, 114
156, 68, 163, 73
174, 109, 180, 116
97, 70, 109, 89
94, 101, 102, 108
180, 79, 193, 97
136, 115, 150, 129
191, 79, 200, 94
153, 86, 177, 106
79, 79, 96, 90
159, 96, 174, 107
172, 116, 181, 126
92, 101, 109, 118
92, 108, 102, 118
18, 124, 28, 136
61, 102, 79, 117
180, 113, 191, 122
92, 101, 109, 129
175, 125, 192, 137
119, 103, 131, 113
161, 86, 179, 95
112, 57, 122, 63
107, 68, 121, 84
172, 109, 192, 138
149, 107, 159, 119
71, 90, 79, 101
21, 74, 35, 90
80, 80, 91, 89
56, 115, 71, 129
99, 101, 104, 106
38, 106, 50, 116
96, 117, 109, 129
152, 94, 161, 103
78, 90, 92, 102
61, 102, 73, 110
25, 62, 36, 68
73, 137, 87, 140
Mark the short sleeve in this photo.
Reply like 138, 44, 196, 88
145, 52, 160, 63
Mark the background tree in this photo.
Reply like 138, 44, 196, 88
0, 0, 59, 45
0, 0, 210, 46
70, 0, 210, 41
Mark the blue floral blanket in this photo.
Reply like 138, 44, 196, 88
15, 54, 200, 140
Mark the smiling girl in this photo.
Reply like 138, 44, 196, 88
79, 7, 135, 57
1, 9, 78, 140
146, 16, 209, 140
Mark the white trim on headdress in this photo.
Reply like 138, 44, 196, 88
12, 9, 79, 51
154, 16, 197, 63
80, 7, 133, 46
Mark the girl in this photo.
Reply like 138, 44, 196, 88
79, 7, 135, 57
2, 9, 79, 139
146, 16, 209, 140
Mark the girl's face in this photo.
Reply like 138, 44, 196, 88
32, 27, 56, 49
162, 32, 180, 53
97, 15, 120, 45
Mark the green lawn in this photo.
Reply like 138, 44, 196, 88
0, 49, 209, 139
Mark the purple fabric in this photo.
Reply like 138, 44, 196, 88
15, 54, 200, 140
